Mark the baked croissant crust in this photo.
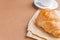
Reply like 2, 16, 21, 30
36, 9, 60, 38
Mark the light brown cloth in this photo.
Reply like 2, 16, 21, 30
27, 10, 60, 40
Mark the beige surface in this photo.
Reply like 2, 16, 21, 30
0, 0, 59, 40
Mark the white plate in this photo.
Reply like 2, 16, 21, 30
34, 0, 58, 9
27, 10, 60, 40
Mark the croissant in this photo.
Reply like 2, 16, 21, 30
36, 9, 60, 38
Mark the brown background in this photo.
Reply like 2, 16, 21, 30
0, 0, 60, 40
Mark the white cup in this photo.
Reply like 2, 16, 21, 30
34, 0, 58, 9
39, 0, 55, 7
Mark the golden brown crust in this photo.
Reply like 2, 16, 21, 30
36, 9, 60, 38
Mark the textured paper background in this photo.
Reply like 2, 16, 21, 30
0, 0, 59, 40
